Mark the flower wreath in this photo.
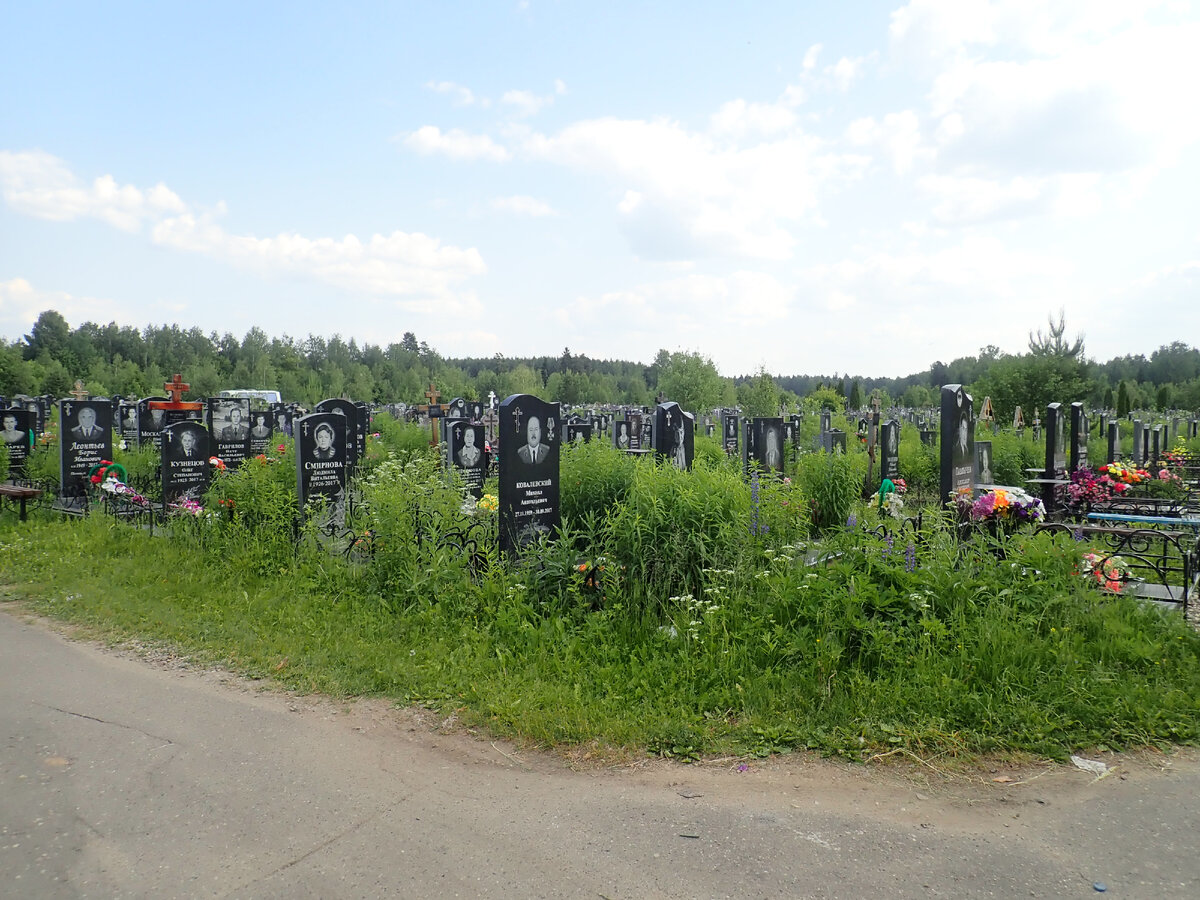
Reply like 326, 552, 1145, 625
88, 459, 128, 486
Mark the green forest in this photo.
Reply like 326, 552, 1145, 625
3, 309, 1199, 421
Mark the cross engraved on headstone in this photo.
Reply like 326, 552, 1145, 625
511, 405, 523, 435
302, 420, 310, 437
70, 380, 89, 401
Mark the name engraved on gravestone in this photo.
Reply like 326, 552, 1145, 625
207, 398, 252, 469
1, 407, 33, 476
248, 411, 273, 456
356, 402, 369, 460
1069, 402, 1089, 473
747, 418, 785, 475
295, 412, 348, 515
119, 401, 139, 443
1107, 422, 1120, 465
315, 399, 361, 470
161, 421, 211, 505
975, 440, 994, 487
880, 420, 900, 481
448, 421, 487, 499
59, 399, 113, 500
137, 397, 168, 449
654, 402, 694, 471
722, 412, 739, 454
498, 394, 560, 554
939, 384, 974, 504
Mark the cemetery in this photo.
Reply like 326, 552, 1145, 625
3, 347, 1200, 763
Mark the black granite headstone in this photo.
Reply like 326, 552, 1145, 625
315, 399, 361, 470
207, 398, 252, 469
745, 417, 785, 474
722, 412, 739, 454
137, 397, 168, 450
1069, 402, 1088, 473
974, 440, 994, 487
880, 419, 900, 481
295, 412, 348, 511
119, 401, 139, 444
59, 399, 113, 500
1, 407, 33, 476
1132, 420, 1144, 465
248, 410, 273, 456
654, 402, 694, 471
939, 384, 974, 505
447, 421, 487, 499
498, 394, 560, 554
1107, 422, 1120, 464
161, 421, 211, 505
566, 422, 593, 444
271, 404, 292, 437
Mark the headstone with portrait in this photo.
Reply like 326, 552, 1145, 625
566, 418, 593, 444
744, 417, 785, 475
0, 407, 33, 476
137, 397, 169, 450
974, 440, 994, 487
58, 399, 113, 502
654, 401, 694, 471
118, 401, 139, 444
820, 429, 848, 454
160, 421, 211, 505
722, 412, 739, 455
294, 412, 348, 514
498, 394, 560, 554
314, 399, 361, 470
247, 409, 274, 456
447, 421, 487, 499
207, 398, 252, 469
271, 403, 292, 437
939, 384, 974, 505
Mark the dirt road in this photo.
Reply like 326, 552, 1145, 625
2, 606, 1196, 898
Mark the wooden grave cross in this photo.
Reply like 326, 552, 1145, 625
70, 380, 89, 401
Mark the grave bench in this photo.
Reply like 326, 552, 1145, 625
1038, 521, 1200, 613
0, 483, 44, 521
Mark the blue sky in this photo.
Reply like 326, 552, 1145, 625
2, 1, 1198, 378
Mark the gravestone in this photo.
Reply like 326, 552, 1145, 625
566, 420, 593, 444
745, 417, 785, 474
939, 385, 974, 505
819, 410, 832, 435
271, 403, 292, 437
119, 401, 139, 444
161, 421, 211, 505
447, 420, 487, 499
294, 412, 348, 514
1069, 402, 1089, 473
820, 429, 848, 453
880, 419, 900, 481
247, 410, 273, 456
1041, 403, 1066, 509
1132, 420, 1144, 465
1151, 425, 1162, 465
137, 397, 169, 449
498, 394, 560, 554
59, 398, 113, 502
974, 440, 994, 487
207, 398, 252, 469
722, 412, 739, 454
315, 399, 361, 470
919, 428, 937, 447
1107, 422, 1120, 464
1, 407, 33, 476
654, 402, 694, 471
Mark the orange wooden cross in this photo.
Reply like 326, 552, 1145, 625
164, 374, 190, 404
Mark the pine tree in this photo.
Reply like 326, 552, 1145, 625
1116, 381, 1131, 417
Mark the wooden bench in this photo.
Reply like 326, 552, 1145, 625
0, 483, 44, 521
1086, 512, 1200, 532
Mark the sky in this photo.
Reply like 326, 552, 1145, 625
2, 0, 1199, 379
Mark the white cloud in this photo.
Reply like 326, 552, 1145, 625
709, 99, 797, 140
402, 126, 511, 161
0, 150, 186, 232
490, 195, 557, 217
845, 110, 928, 174
0, 152, 487, 308
424, 80, 478, 106
0, 277, 131, 335
500, 81, 565, 118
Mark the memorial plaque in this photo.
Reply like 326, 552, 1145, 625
59, 399, 113, 500
1, 407, 33, 476
939, 384, 974, 504
295, 412, 348, 511
654, 402, 694, 471
315, 399, 361, 469
498, 394, 560, 554
207, 398, 252, 469
161, 421, 211, 505
880, 419, 900, 481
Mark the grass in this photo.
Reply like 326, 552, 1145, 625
4, 418, 1200, 763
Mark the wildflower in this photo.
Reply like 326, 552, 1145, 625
904, 542, 916, 572
277, 444, 286, 452
846, 513, 857, 529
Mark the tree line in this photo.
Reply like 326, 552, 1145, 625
2, 310, 1198, 421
